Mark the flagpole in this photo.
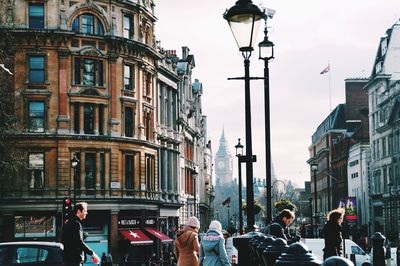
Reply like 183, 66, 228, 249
328, 61, 332, 112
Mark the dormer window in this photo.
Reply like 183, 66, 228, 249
72, 14, 104, 36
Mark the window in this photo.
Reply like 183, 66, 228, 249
145, 72, 152, 96
145, 154, 155, 191
144, 112, 151, 140
85, 153, 96, 189
74, 58, 104, 86
29, 56, 45, 83
123, 15, 132, 38
28, 101, 45, 132
100, 153, 105, 189
15, 215, 55, 238
84, 103, 94, 134
125, 154, 134, 189
73, 103, 80, 133
28, 153, 44, 189
124, 64, 134, 91
72, 14, 104, 35
125, 107, 134, 137
29, 3, 44, 29
98, 105, 104, 135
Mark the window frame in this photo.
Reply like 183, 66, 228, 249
85, 153, 96, 189
124, 106, 135, 138
124, 64, 135, 91
29, 3, 45, 29
28, 100, 45, 133
73, 57, 104, 87
72, 13, 104, 36
28, 152, 45, 190
29, 55, 46, 84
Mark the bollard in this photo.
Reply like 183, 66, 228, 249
250, 234, 265, 264
275, 242, 321, 266
263, 238, 288, 266
233, 231, 262, 266
321, 256, 354, 266
371, 232, 386, 266
256, 236, 275, 266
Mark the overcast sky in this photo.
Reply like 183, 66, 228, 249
155, 0, 400, 188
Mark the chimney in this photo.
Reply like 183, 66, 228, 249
182, 46, 190, 59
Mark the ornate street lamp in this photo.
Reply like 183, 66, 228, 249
311, 162, 318, 238
258, 17, 274, 225
71, 154, 79, 204
224, 0, 264, 231
235, 138, 245, 235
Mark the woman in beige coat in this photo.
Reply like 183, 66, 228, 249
174, 216, 200, 266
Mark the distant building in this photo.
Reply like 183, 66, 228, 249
215, 129, 233, 185
364, 20, 400, 241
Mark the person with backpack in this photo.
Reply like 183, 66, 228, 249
199, 220, 231, 266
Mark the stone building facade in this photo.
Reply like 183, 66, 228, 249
0, 0, 211, 261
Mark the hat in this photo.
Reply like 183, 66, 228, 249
186, 216, 200, 228
209, 220, 222, 231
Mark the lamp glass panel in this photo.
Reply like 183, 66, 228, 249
260, 45, 273, 59
228, 14, 262, 50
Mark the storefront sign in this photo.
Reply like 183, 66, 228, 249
118, 218, 141, 228
110, 182, 120, 189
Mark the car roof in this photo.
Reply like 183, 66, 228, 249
0, 241, 63, 248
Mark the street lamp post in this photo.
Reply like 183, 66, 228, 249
389, 182, 394, 241
258, 16, 274, 226
193, 167, 198, 217
311, 162, 318, 238
224, 0, 264, 232
235, 139, 245, 235
71, 154, 79, 204
309, 198, 313, 237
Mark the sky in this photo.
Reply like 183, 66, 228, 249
155, 0, 400, 188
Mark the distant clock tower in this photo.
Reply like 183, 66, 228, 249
215, 129, 233, 185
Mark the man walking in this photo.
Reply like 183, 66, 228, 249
62, 202, 100, 266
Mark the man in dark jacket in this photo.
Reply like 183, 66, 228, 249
322, 208, 344, 260
268, 209, 299, 244
62, 202, 100, 266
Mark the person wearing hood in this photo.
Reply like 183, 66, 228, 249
322, 208, 345, 260
268, 209, 298, 244
199, 220, 231, 266
174, 216, 200, 266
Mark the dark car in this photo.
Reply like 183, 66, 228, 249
0, 241, 63, 265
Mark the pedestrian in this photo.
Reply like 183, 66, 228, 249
268, 209, 299, 244
199, 220, 231, 266
106, 252, 113, 266
61, 202, 100, 266
174, 216, 200, 266
321, 208, 345, 260
101, 252, 107, 266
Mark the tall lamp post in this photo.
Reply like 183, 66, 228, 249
71, 154, 79, 204
224, 0, 264, 231
258, 15, 274, 226
235, 139, 245, 235
389, 182, 394, 241
311, 162, 318, 238
193, 167, 198, 217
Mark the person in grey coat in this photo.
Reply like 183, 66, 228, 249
199, 220, 231, 266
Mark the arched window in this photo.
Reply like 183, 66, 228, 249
72, 13, 104, 35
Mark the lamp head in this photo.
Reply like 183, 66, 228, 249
71, 154, 79, 168
235, 138, 244, 156
224, 0, 264, 52
310, 162, 318, 172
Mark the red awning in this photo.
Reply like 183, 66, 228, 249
145, 228, 173, 243
120, 230, 153, 245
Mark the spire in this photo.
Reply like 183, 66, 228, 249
216, 127, 230, 156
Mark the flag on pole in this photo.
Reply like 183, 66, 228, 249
222, 196, 231, 206
320, 65, 330, 75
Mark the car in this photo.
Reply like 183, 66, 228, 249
0, 241, 64, 265
301, 238, 371, 266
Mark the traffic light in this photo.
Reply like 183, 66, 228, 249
62, 197, 73, 222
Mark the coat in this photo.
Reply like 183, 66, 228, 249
199, 229, 231, 266
322, 220, 343, 260
174, 227, 200, 266
61, 215, 94, 263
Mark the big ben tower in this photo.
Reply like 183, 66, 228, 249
215, 129, 233, 185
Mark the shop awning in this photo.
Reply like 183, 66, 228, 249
120, 230, 153, 245
145, 228, 173, 243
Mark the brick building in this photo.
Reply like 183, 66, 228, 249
0, 0, 211, 262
